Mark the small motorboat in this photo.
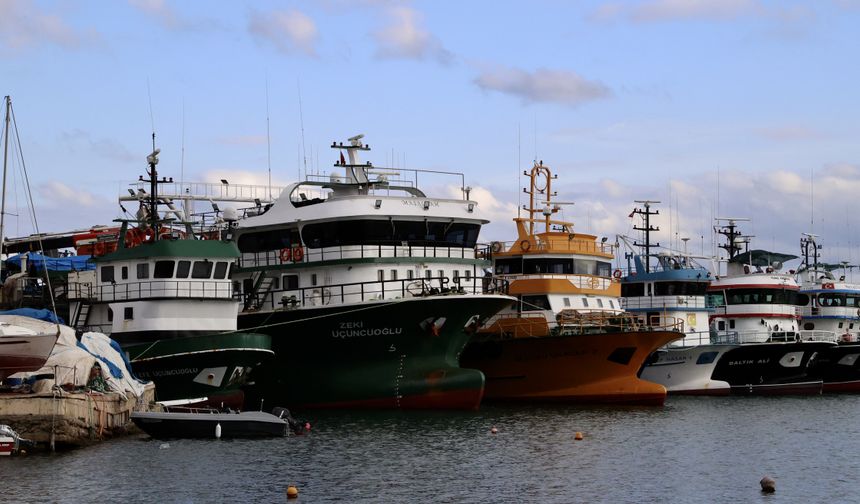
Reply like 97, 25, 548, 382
131, 407, 306, 439
0, 424, 35, 456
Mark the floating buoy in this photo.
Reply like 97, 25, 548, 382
286, 485, 299, 499
215, 422, 222, 439
490, 426, 498, 434
304, 422, 312, 431
760, 476, 775, 493
575, 432, 584, 441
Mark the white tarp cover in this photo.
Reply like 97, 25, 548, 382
5, 316, 149, 398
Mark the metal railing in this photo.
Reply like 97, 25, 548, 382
239, 243, 478, 269
67, 279, 233, 302
241, 274, 509, 312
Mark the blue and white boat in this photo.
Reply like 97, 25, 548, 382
619, 202, 731, 395
796, 234, 860, 392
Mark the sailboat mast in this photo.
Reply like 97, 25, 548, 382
0, 96, 11, 277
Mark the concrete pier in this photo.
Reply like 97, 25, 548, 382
0, 383, 155, 449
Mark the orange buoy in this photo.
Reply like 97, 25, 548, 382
286, 485, 299, 499
575, 432, 584, 440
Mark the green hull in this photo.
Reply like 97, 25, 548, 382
239, 294, 515, 409
122, 331, 274, 408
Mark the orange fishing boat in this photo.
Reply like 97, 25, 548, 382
461, 162, 682, 405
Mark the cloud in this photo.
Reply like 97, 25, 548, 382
373, 6, 452, 64
0, 0, 98, 53
248, 9, 318, 56
199, 169, 291, 189
59, 130, 137, 162
589, 0, 812, 25
756, 125, 824, 142
38, 181, 104, 208
217, 135, 268, 147
474, 66, 612, 106
128, 0, 219, 31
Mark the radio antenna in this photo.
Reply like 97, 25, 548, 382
266, 76, 272, 199
297, 78, 308, 181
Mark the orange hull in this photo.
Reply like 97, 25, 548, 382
462, 330, 679, 406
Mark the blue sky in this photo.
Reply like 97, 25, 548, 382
3, 0, 860, 268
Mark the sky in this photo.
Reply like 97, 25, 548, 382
2, 0, 860, 269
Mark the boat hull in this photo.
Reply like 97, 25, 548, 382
118, 331, 274, 409
711, 341, 835, 395
809, 343, 860, 393
461, 330, 681, 406
0, 333, 59, 381
639, 344, 737, 395
239, 294, 515, 410
131, 410, 287, 438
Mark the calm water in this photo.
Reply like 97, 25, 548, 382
3, 395, 859, 503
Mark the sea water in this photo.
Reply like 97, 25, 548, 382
3, 395, 858, 503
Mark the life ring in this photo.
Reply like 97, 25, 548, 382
613, 269, 623, 279
93, 242, 106, 256
279, 248, 292, 263
823, 283, 835, 290
589, 277, 600, 289
520, 240, 531, 252
491, 241, 503, 253
292, 246, 304, 262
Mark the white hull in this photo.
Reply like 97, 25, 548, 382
640, 344, 737, 395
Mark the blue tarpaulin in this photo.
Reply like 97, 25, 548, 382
4, 253, 94, 272
0, 308, 66, 325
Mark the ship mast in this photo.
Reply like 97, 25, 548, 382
0, 96, 10, 279
520, 161, 573, 235
137, 135, 172, 241
631, 200, 660, 271
800, 233, 821, 277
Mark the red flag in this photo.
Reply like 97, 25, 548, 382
340, 152, 346, 165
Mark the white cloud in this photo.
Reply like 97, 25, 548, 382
200, 169, 291, 189
474, 66, 612, 106
590, 0, 813, 25
757, 125, 824, 142
0, 0, 98, 53
373, 6, 452, 64
217, 135, 268, 147
59, 130, 136, 162
248, 9, 318, 56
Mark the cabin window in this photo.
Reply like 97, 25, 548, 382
574, 259, 597, 275
136, 263, 149, 280
597, 299, 604, 308
425, 270, 432, 279
654, 282, 708, 296
452, 270, 459, 281
377, 270, 384, 282
596, 261, 612, 278
729, 320, 735, 329
851, 323, 855, 330
717, 321, 726, 331
282, 275, 299, 290
582, 298, 589, 308
621, 283, 645, 297
522, 295, 550, 311
107, 307, 113, 322
495, 258, 523, 274
124, 307, 133, 320
176, 261, 191, 279
839, 322, 844, 329
524, 258, 573, 274
391, 270, 398, 281
438, 270, 444, 281
563, 297, 571, 307
101, 266, 115, 284
191, 261, 213, 279
407, 270, 414, 280
804, 322, 815, 330
311, 273, 318, 286
300, 219, 480, 249
213, 261, 229, 279
154, 260, 175, 279
271, 277, 280, 290
464, 270, 471, 281
609, 300, 615, 309
237, 228, 301, 253
121, 266, 128, 280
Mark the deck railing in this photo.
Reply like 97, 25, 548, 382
239, 243, 478, 269
67, 280, 233, 302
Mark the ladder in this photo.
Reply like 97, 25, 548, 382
74, 303, 91, 330
244, 272, 277, 311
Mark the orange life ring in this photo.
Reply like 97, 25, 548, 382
520, 240, 531, 252
94, 242, 106, 256
613, 269, 623, 279
292, 246, 304, 262
823, 283, 835, 290
279, 248, 292, 263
